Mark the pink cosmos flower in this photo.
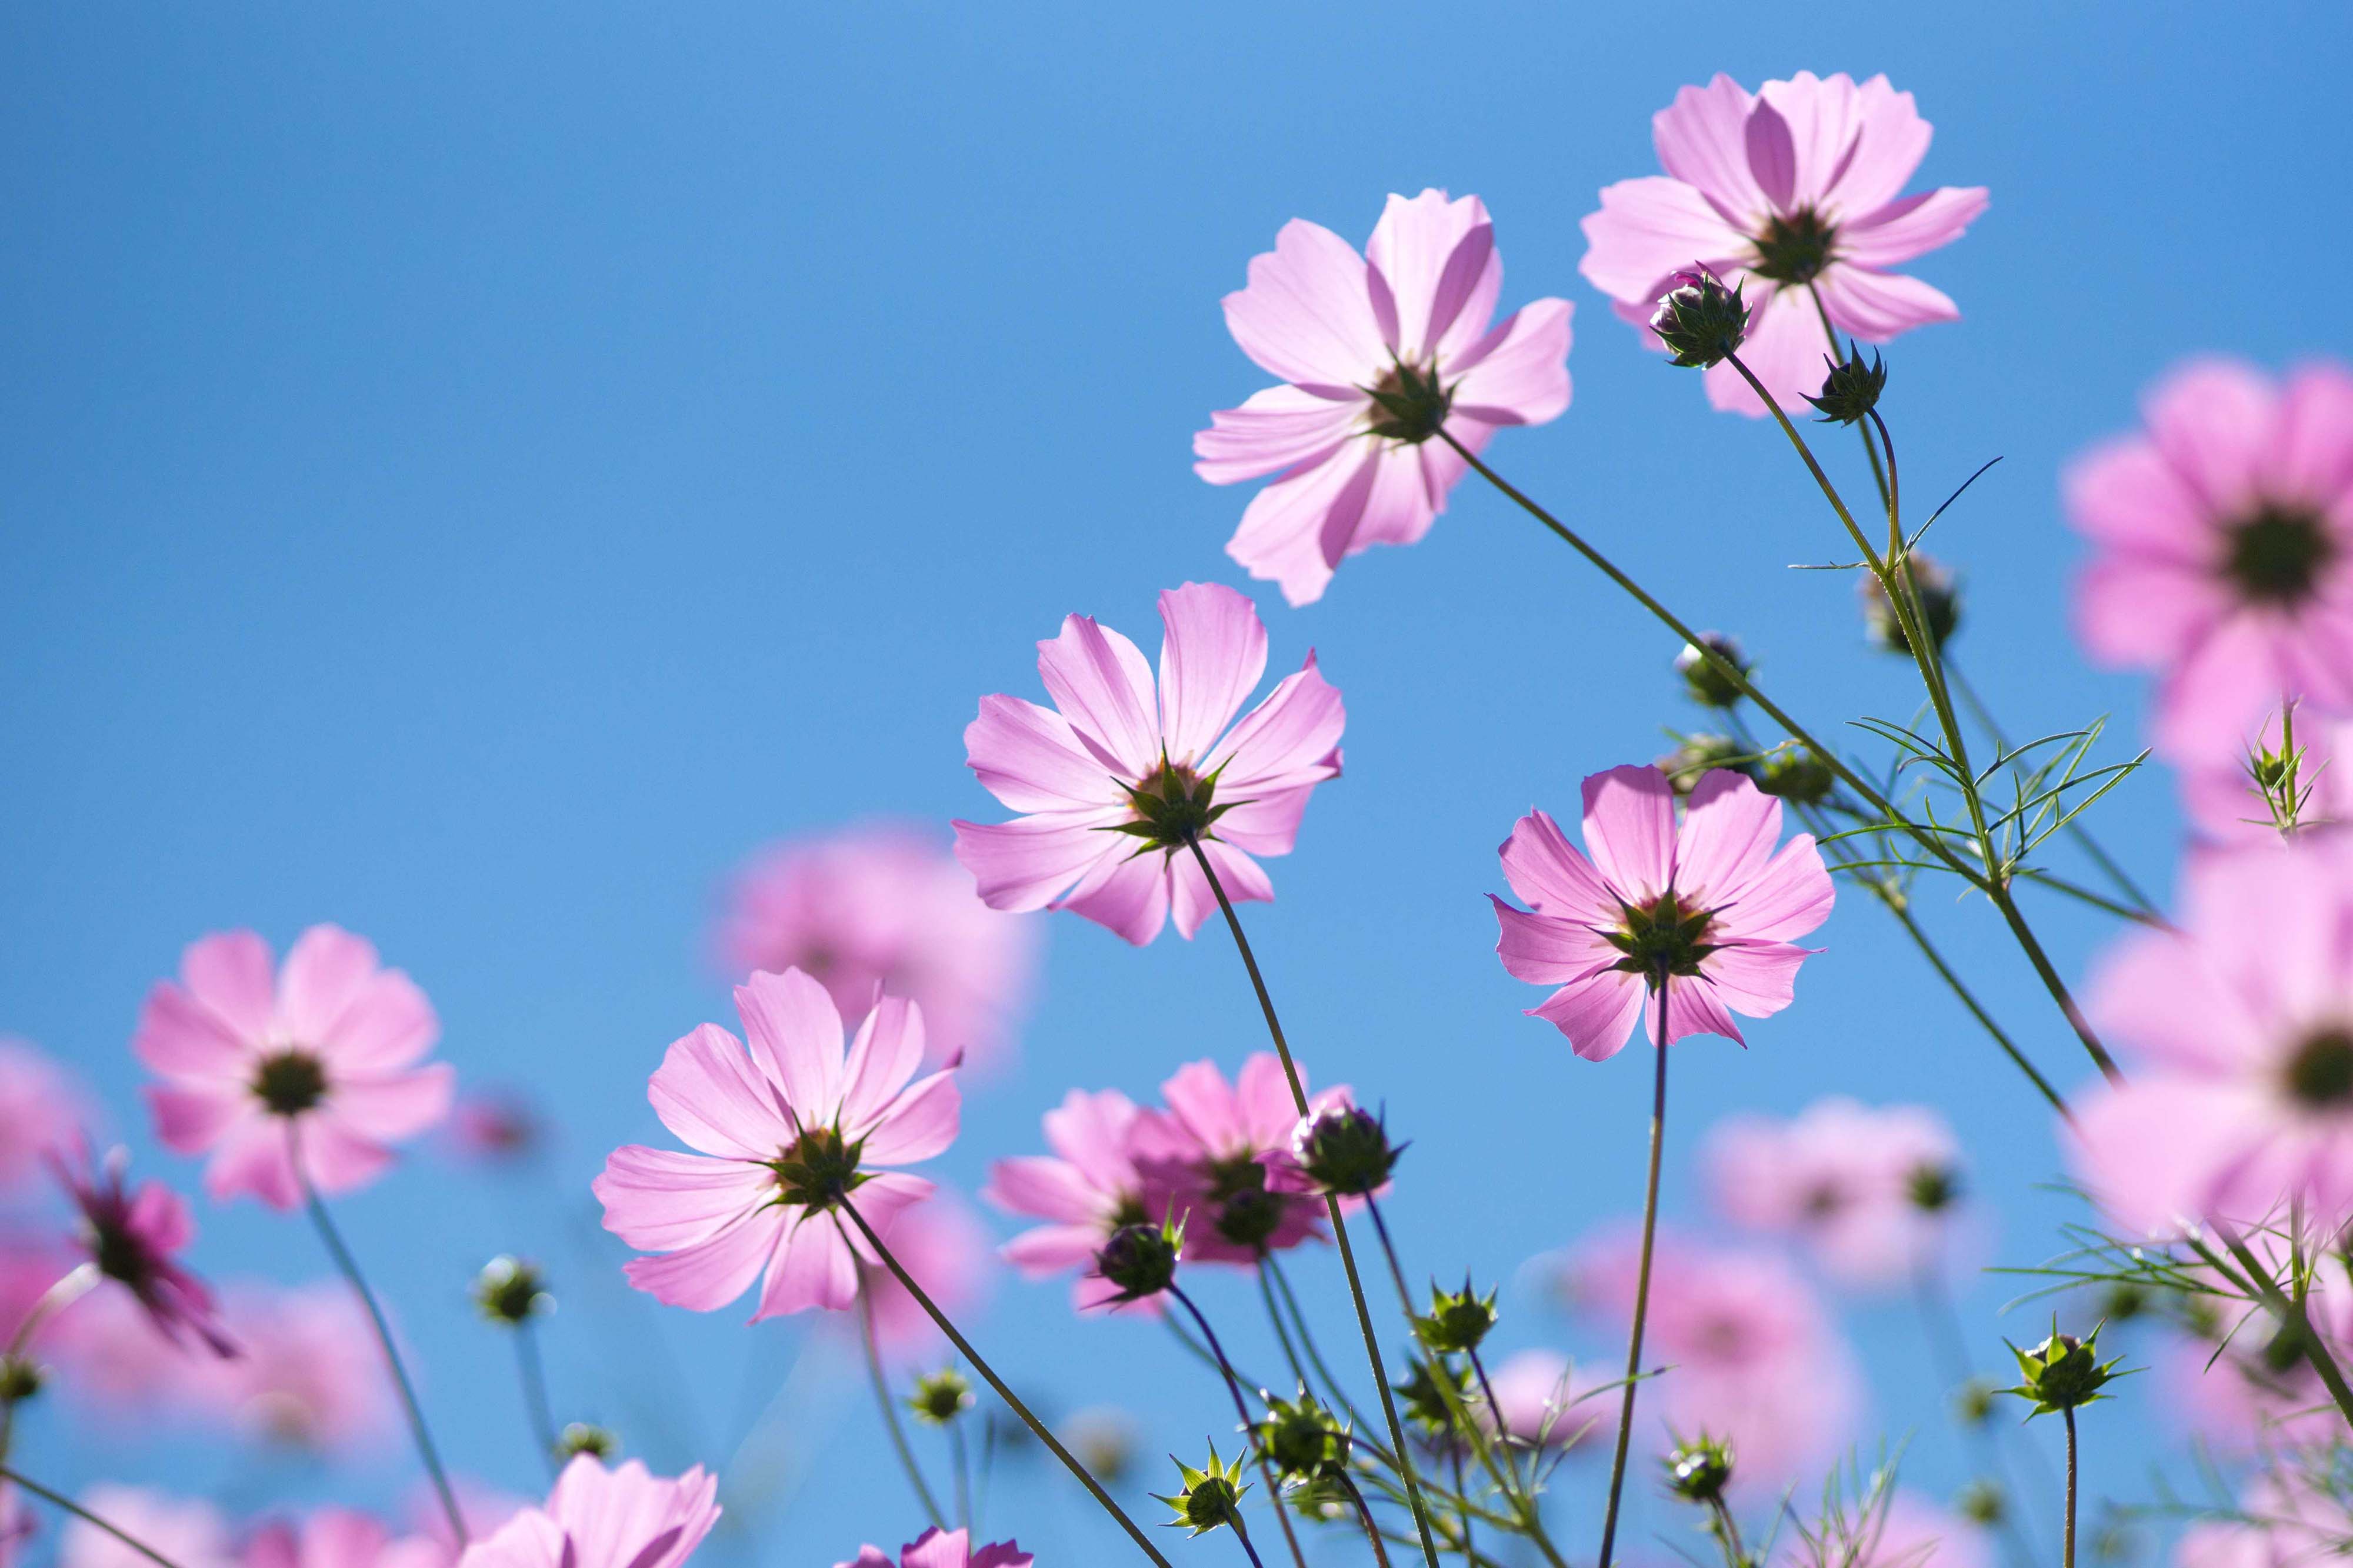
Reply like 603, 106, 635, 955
194, 1282, 397, 1450
1194, 189, 1574, 605
135, 926, 454, 1209
1476, 1349, 1613, 1452
2071, 838, 2353, 1233
1780, 1494, 1989, 1568
0, 1040, 83, 1195
1491, 766, 1834, 1060
1704, 1098, 1963, 1288
245, 1511, 446, 1568
2069, 359, 2353, 762
456, 1456, 720, 1568
1565, 1226, 1859, 1487
953, 582, 1343, 946
1579, 72, 1986, 417
985, 1088, 1159, 1314
835, 1529, 1032, 1568
52, 1143, 236, 1358
42, 1285, 205, 1413
61, 1490, 232, 1568
594, 969, 958, 1320
2184, 710, 2353, 843
442, 1089, 545, 1167
717, 825, 1038, 1070
857, 1190, 995, 1359
1130, 1054, 1333, 1266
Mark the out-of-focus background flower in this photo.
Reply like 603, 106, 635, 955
2, 1, 2346, 1562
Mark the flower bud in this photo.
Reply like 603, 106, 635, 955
1806, 343, 1887, 425
1756, 747, 1835, 806
1414, 1279, 1498, 1355
2003, 1323, 2124, 1416
1954, 1377, 1998, 1427
1860, 556, 1962, 655
558, 1422, 618, 1459
1675, 634, 1751, 709
1154, 1445, 1251, 1536
1664, 1435, 1735, 1503
1904, 1162, 1961, 1214
1065, 1407, 1137, 1482
0, 1353, 42, 1404
909, 1368, 975, 1426
1957, 1479, 2005, 1527
1650, 266, 1751, 369
1095, 1219, 1182, 1305
1394, 1356, 1473, 1438
1254, 1391, 1348, 1481
1659, 734, 1756, 796
2097, 1283, 2148, 1325
473, 1256, 550, 1326
1293, 1105, 1404, 1197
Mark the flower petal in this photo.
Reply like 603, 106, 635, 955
647, 1024, 791, 1160
595, 1146, 774, 1252
1156, 582, 1268, 768
1193, 383, 1364, 486
1577, 178, 1749, 306
623, 1208, 782, 1313
1651, 74, 1769, 222
1579, 765, 1677, 901
1365, 189, 1499, 362
1036, 615, 1161, 779
1221, 218, 1387, 391
1839, 186, 1987, 268
1531, 971, 1647, 1062
734, 968, 847, 1128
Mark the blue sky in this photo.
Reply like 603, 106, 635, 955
4, 1, 2349, 1563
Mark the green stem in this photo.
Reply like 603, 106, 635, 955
1595, 968, 1672, 1568
1364, 1196, 1416, 1317
291, 1124, 466, 1544
836, 1196, 1176, 1568
951, 1416, 974, 1531
1184, 834, 1445, 1568
1339, 1471, 1397, 1568
859, 1284, 948, 1529
2212, 1228, 2353, 1429
1171, 1286, 1309, 1568
1265, 1258, 1374, 1441
1227, 1506, 1269, 1568
2061, 1409, 2077, 1568
514, 1319, 562, 1477
1, 1466, 186, 1568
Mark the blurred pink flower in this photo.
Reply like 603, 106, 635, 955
442, 1089, 546, 1167
1131, 1054, 1332, 1266
1477, 1348, 1613, 1452
985, 1087, 1158, 1315
2161, 1245, 2353, 1451
858, 1189, 995, 1359
61, 1489, 232, 1568
1491, 765, 1834, 1060
201, 1281, 398, 1452
2177, 1469, 2353, 1568
0, 1235, 81, 1355
2068, 359, 2353, 763
954, 582, 1343, 946
1565, 1226, 1859, 1486
1579, 72, 1984, 416
1194, 189, 1574, 605
594, 969, 958, 1320
2072, 838, 2353, 1233
1780, 1494, 1989, 1568
456, 1455, 719, 1568
717, 825, 1037, 1072
135, 926, 454, 1210
244, 1511, 446, 1568
0, 1483, 28, 1568
1704, 1098, 1962, 1288
836, 1529, 1032, 1568
2183, 711, 2353, 843
0, 1039, 84, 1195
44, 1284, 202, 1411
54, 1143, 235, 1357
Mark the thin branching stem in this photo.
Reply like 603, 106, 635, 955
1169, 1285, 1310, 1568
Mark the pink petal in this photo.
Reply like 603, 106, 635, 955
1672, 770, 1787, 902
970, 1543, 1032, 1568
2073, 553, 2227, 668
1050, 848, 1172, 946
179, 931, 276, 1042
275, 926, 383, 1047
1207, 653, 1344, 794
984, 1157, 1100, 1226
1211, 782, 1314, 858
1035, 614, 1161, 779
623, 1208, 782, 1312
292, 1115, 396, 1197
1647, 974, 1747, 1046
965, 695, 1119, 814
2062, 436, 2218, 558
733, 968, 847, 1127
1364, 189, 1499, 362
859, 1069, 960, 1165
1577, 178, 1749, 306
1699, 285, 1827, 417
2277, 363, 2353, 503
1531, 970, 1647, 1062
148, 1082, 246, 1155
1225, 443, 1374, 607
1169, 837, 1272, 940
1449, 299, 1575, 428
1156, 582, 1268, 768
1839, 187, 1988, 268
1000, 1221, 1104, 1275
1192, 384, 1363, 486
752, 1212, 859, 1320
1651, 75, 1769, 221
2069, 1076, 2269, 1236
1715, 835, 1834, 944
1754, 72, 1886, 215
1817, 74, 1937, 215
1741, 94, 1799, 212
327, 1063, 454, 1142
317, 970, 439, 1073
1041, 1087, 1143, 1192
1159, 1059, 1245, 1153
953, 814, 1120, 913
1698, 942, 1815, 1017
1221, 218, 1388, 391
2153, 613, 2287, 761
901, 1529, 970, 1568
134, 982, 256, 1081
595, 1146, 775, 1251
1814, 265, 1959, 340
1325, 442, 1437, 555
840, 995, 926, 1133
199, 1112, 301, 1210
1237, 1050, 1309, 1146
1579, 765, 1676, 900
1497, 808, 1615, 916
2145, 359, 2281, 521
1492, 898, 1618, 986
646, 1024, 792, 1160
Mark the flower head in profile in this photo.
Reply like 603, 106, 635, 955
52, 1143, 236, 1359
954, 583, 1342, 946
0, 1040, 83, 1196
2071, 838, 2353, 1234
985, 1089, 1158, 1313
594, 969, 958, 1320
2068, 358, 2353, 762
835, 1529, 1031, 1568
1491, 765, 1834, 1059
1131, 1054, 1333, 1265
135, 926, 454, 1210
1705, 1098, 1963, 1288
1580, 72, 1985, 416
717, 825, 1037, 1070
456, 1456, 719, 1568
1195, 189, 1574, 604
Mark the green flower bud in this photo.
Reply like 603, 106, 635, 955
1393, 1356, 1474, 1438
1095, 1217, 1182, 1305
2002, 1322, 2126, 1417
0, 1353, 43, 1404
1294, 1105, 1404, 1197
909, 1368, 974, 1426
1664, 1435, 1735, 1503
1154, 1444, 1251, 1536
558, 1422, 617, 1459
1650, 267, 1751, 369
1860, 556, 1962, 656
1905, 1162, 1962, 1214
1954, 1377, 1998, 1427
1413, 1278, 1498, 1355
1756, 746, 1836, 806
1675, 634, 1752, 710
1956, 1479, 2005, 1527
1254, 1390, 1348, 1481
1065, 1407, 1136, 1482
1659, 733, 1757, 797
1805, 343, 1887, 425
473, 1256, 550, 1326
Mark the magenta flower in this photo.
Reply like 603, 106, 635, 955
1194, 190, 1574, 605
954, 582, 1343, 946
2071, 838, 2353, 1233
857, 1190, 995, 1358
1491, 765, 1834, 1060
1129, 1054, 1332, 1266
52, 1143, 236, 1359
594, 969, 958, 1320
191, 1282, 397, 1450
836, 1529, 1031, 1568
135, 926, 454, 1210
2068, 358, 2353, 762
1579, 72, 1986, 416
1704, 1097, 1963, 1289
716, 824, 1038, 1070
456, 1456, 720, 1568
985, 1088, 1158, 1313
0, 1040, 83, 1196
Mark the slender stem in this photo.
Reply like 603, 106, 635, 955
836, 1196, 1177, 1568
1256, 1267, 1315, 1399
2061, 1409, 2078, 1568
2, 1465, 185, 1568
1801, 285, 1891, 522
1265, 1257, 1374, 1441
1227, 1507, 1269, 1568
1171, 1286, 1309, 1568
1708, 1497, 1751, 1568
1595, 969, 1673, 1568
290, 1124, 465, 1544
1339, 1471, 1397, 1568
951, 1417, 974, 1531
1365, 1197, 1416, 1318
859, 1284, 948, 1529
1464, 1348, 1515, 1489
1453, 1449, 1475, 1565
1184, 834, 1445, 1568
1986, 888, 2125, 1087
2214, 1227, 2353, 1427
514, 1320, 562, 1477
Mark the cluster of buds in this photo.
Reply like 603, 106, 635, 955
1859, 555, 1962, 655
1412, 1278, 1498, 1355
1674, 633, 1751, 710
1291, 1102, 1404, 1197
2002, 1323, 2125, 1417
1155, 1445, 1252, 1536
473, 1256, 551, 1326
909, 1368, 974, 1426
1650, 266, 1751, 369
1094, 1216, 1184, 1305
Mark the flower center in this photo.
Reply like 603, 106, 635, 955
1112, 760, 1221, 853
1751, 208, 1837, 285
252, 1050, 329, 1116
1363, 359, 1452, 445
2224, 506, 2334, 607
2284, 1027, 2353, 1109
1605, 892, 1718, 979
1206, 1155, 1285, 1250
768, 1125, 866, 1210
91, 1221, 151, 1289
